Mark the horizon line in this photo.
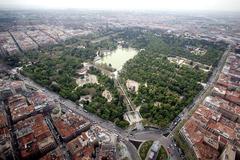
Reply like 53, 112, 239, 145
0, 7, 240, 14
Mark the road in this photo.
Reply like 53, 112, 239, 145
171, 44, 232, 132
145, 141, 161, 160
6, 43, 231, 160
130, 44, 232, 160
167, 44, 232, 159
129, 131, 180, 160
12, 68, 183, 160
45, 116, 71, 160
10, 70, 141, 160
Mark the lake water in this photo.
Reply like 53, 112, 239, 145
96, 46, 138, 71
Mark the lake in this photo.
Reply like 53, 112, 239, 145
96, 46, 138, 71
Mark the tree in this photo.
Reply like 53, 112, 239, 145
116, 119, 129, 128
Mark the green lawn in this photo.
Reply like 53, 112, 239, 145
156, 146, 168, 160
139, 141, 153, 160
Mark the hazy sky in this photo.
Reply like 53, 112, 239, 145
1, 0, 240, 12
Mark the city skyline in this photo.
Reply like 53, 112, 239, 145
0, 1, 240, 159
1, 0, 240, 12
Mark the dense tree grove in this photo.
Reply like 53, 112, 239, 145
120, 52, 207, 127
21, 52, 82, 101
78, 67, 129, 128
119, 29, 227, 127
13, 28, 227, 129
3, 55, 21, 67
119, 29, 227, 66
21, 47, 128, 128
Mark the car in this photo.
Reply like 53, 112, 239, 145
178, 148, 182, 154
167, 147, 171, 154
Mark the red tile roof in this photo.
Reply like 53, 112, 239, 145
8, 94, 35, 122
40, 147, 65, 160
15, 114, 56, 159
53, 111, 90, 139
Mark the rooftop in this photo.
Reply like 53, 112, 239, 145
207, 117, 237, 140
182, 119, 204, 145
181, 51, 240, 160
192, 105, 221, 125
52, 111, 91, 140
126, 79, 139, 93
193, 141, 219, 160
8, 94, 35, 122
40, 147, 64, 160
225, 90, 240, 105
27, 90, 48, 106
0, 127, 12, 158
96, 144, 116, 160
0, 112, 7, 128
10, 81, 26, 89
212, 84, 227, 96
181, 118, 220, 160
0, 80, 26, 93
204, 96, 239, 116
66, 133, 95, 159
14, 114, 56, 159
